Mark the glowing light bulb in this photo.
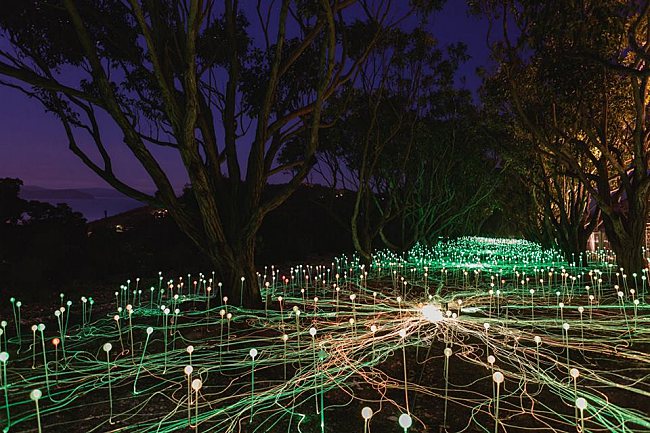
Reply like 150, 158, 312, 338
575, 397, 587, 410
493, 371, 504, 384
30, 389, 42, 401
249, 348, 258, 358
361, 406, 373, 420
398, 413, 412, 429
421, 304, 443, 323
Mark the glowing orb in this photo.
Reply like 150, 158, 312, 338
398, 413, 412, 428
361, 406, 373, 420
421, 304, 443, 323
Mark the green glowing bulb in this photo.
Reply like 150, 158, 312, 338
29, 389, 42, 401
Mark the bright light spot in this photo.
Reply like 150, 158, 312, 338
421, 304, 443, 323
398, 413, 412, 428
30, 389, 42, 401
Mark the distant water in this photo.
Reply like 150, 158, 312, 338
45, 197, 143, 221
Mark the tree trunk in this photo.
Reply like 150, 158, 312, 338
601, 213, 647, 275
210, 237, 262, 308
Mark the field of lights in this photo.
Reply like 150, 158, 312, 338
0, 237, 649, 433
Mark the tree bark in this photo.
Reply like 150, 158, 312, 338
210, 235, 262, 309
601, 209, 647, 275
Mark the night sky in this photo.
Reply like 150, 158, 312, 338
0, 2, 491, 191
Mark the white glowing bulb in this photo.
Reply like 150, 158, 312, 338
361, 406, 373, 420
444, 348, 452, 357
146, 327, 153, 335
570, 368, 580, 379
493, 371, 504, 384
421, 304, 443, 323
249, 348, 258, 358
309, 327, 317, 337
30, 389, 42, 401
103, 343, 112, 352
398, 413, 412, 429
191, 378, 202, 391
575, 397, 587, 410
184, 365, 193, 375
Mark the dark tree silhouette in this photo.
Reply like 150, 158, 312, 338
0, 1, 431, 305
477, 0, 650, 273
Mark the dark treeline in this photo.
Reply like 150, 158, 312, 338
0, 178, 355, 299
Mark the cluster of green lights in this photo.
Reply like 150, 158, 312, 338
0, 237, 648, 432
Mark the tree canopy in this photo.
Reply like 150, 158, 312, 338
0, 0, 439, 305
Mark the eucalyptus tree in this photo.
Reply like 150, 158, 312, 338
300, 27, 498, 260
0, 1, 433, 305
476, 0, 650, 273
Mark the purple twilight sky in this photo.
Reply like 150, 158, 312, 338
0, 2, 492, 191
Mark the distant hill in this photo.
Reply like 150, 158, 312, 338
21, 185, 94, 200
20, 185, 144, 221
20, 185, 132, 200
